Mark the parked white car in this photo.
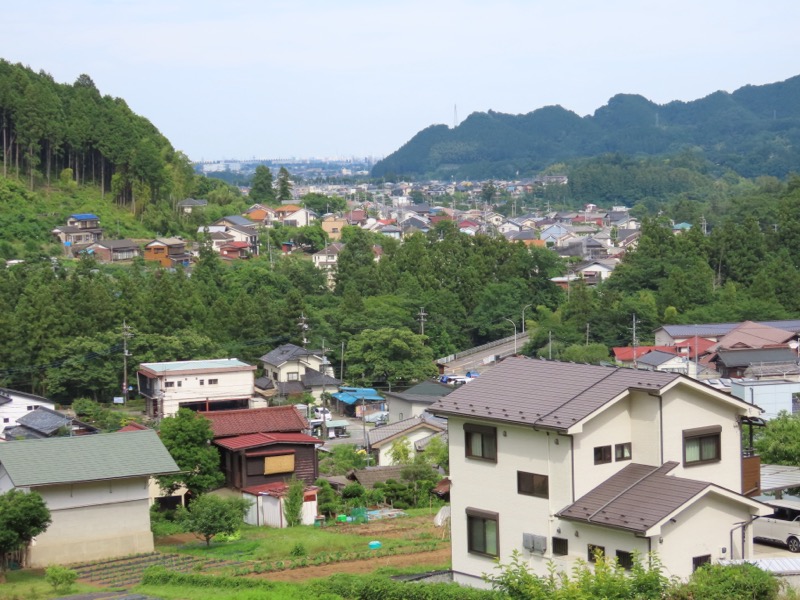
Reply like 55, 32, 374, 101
314, 407, 332, 421
753, 499, 800, 552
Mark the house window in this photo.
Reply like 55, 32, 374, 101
208, 379, 218, 385
164, 381, 175, 388
587, 544, 605, 563
517, 471, 549, 498
616, 550, 634, 570
464, 424, 497, 462
466, 508, 499, 557
692, 554, 711, 571
27, 405, 34, 411
594, 445, 612, 465
177, 381, 182, 387
199, 379, 204, 385
287, 372, 299, 381
552, 536, 569, 556
2, 418, 8, 423
615, 443, 632, 461
684, 426, 721, 465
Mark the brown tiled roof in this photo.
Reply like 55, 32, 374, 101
428, 357, 679, 431
201, 406, 308, 438
557, 462, 710, 533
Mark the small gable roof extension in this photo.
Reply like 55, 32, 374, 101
557, 462, 765, 535
347, 465, 406, 489
429, 357, 753, 432
214, 431, 321, 451
383, 380, 453, 406
637, 350, 682, 367
0, 430, 179, 487
201, 406, 308, 438
368, 415, 445, 448
4, 407, 97, 439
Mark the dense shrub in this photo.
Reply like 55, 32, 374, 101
312, 573, 502, 600
671, 562, 780, 600
45, 565, 77, 594
141, 565, 276, 590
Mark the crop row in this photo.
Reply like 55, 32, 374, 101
230, 540, 442, 576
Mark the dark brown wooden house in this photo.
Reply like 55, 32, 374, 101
214, 431, 321, 489
201, 406, 321, 489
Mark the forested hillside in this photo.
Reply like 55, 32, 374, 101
372, 75, 800, 180
2, 60, 800, 408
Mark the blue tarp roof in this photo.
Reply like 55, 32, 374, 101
71, 213, 99, 220
333, 387, 384, 405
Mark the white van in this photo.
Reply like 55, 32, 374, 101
753, 499, 800, 552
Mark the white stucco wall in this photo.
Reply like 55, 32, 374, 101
660, 385, 743, 491
448, 416, 571, 583
376, 427, 441, 465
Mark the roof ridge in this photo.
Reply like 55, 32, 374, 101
534, 365, 622, 427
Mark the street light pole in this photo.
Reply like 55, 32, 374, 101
521, 304, 532, 334
504, 318, 518, 354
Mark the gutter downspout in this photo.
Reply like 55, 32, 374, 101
730, 516, 759, 560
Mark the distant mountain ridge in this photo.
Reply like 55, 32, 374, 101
372, 75, 800, 180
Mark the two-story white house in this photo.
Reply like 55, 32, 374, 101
137, 359, 256, 418
0, 388, 55, 430
429, 357, 769, 585
259, 344, 339, 401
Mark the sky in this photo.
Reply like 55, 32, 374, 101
4, 1, 800, 163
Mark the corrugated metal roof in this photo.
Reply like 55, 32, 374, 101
637, 350, 682, 367
201, 406, 308, 437
0, 430, 179, 486
428, 357, 678, 430
660, 320, 800, 339
717, 348, 798, 368
213, 431, 321, 451
557, 462, 710, 532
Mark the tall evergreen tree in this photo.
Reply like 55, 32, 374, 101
249, 165, 275, 204
276, 166, 293, 202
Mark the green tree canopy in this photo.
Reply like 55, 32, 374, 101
345, 327, 436, 387
0, 489, 51, 577
157, 408, 225, 497
178, 494, 250, 546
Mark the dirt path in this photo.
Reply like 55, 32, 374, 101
260, 546, 451, 582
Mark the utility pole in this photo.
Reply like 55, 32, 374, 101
321, 339, 328, 442
586, 323, 590, 346
122, 321, 133, 403
548, 330, 552, 360
632, 314, 639, 369
298, 313, 309, 347
417, 307, 428, 336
